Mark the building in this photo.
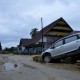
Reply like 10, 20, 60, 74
18, 17, 78, 54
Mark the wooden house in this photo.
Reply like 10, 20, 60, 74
18, 17, 77, 54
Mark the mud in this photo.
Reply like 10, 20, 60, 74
22, 63, 37, 69
0, 54, 80, 80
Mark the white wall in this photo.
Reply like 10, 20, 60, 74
21, 46, 25, 51
38, 36, 54, 43
38, 37, 47, 42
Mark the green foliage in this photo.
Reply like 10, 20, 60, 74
30, 28, 38, 37
0, 42, 2, 50
4, 47, 16, 52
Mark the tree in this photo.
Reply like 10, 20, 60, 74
4, 47, 16, 53
9, 47, 15, 52
0, 42, 2, 50
30, 28, 38, 38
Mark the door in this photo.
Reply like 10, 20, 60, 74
50, 40, 64, 57
62, 35, 78, 54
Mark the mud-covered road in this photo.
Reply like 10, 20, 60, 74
0, 54, 80, 80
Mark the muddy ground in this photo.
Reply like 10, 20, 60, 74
0, 54, 80, 80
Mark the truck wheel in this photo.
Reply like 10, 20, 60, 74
44, 55, 51, 63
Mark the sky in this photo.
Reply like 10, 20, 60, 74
0, 0, 80, 49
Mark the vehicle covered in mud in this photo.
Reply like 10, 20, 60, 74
41, 33, 80, 63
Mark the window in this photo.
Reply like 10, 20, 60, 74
54, 40, 63, 48
65, 36, 77, 44
78, 35, 80, 39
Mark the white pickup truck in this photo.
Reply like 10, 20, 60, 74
41, 33, 80, 63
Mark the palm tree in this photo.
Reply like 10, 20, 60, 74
30, 28, 38, 38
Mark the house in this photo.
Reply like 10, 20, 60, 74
18, 17, 77, 54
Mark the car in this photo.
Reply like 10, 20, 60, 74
41, 33, 80, 63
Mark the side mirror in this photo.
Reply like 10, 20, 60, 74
50, 46, 54, 49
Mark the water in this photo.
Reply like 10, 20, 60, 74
4, 63, 18, 71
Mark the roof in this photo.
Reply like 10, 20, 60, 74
32, 17, 73, 42
64, 31, 80, 37
20, 38, 32, 47
56, 31, 80, 42
19, 17, 73, 47
69, 31, 80, 34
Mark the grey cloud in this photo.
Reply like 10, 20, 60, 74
0, 0, 80, 48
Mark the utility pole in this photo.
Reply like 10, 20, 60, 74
41, 17, 43, 52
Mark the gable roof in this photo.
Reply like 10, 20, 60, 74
31, 17, 73, 42
19, 17, 73, 47
67, 30, 80, 36
20, 38, 32, 47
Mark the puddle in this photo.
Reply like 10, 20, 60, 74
3, 63, 20, 71
3, 62, 37, 71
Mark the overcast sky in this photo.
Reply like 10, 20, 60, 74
0, 0, 80, 48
